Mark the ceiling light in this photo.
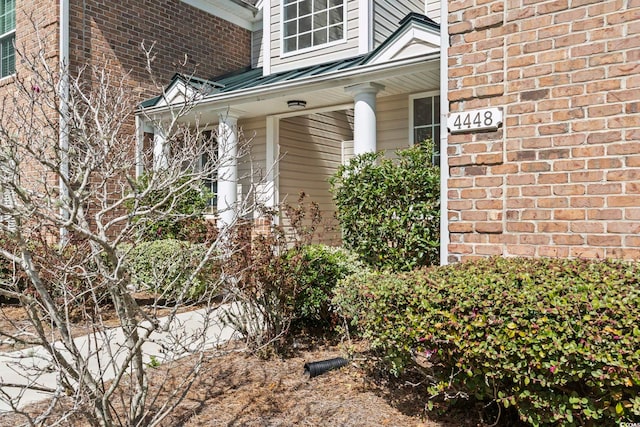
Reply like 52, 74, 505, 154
287, 100, 307, 110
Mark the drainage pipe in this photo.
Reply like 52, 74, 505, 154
304, 357, 349, 378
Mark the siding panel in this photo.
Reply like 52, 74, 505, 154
279, 111, 354, 242
238, 117, 267, 211
426, 0, 440, 22
376, 94, 411, 155
372, 0, 425, 48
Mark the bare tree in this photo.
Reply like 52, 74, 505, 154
0, 28, 260, 427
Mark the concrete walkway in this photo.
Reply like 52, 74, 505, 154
0, 303, 239, 412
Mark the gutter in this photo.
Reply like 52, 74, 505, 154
141, 51, 441, 115
439, 0, 449, 265
59, 0, 70, 240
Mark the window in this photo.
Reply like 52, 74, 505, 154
199, 130, 217, 210
0, 0, 15, 78
412, 94, 440, 165
282, 0, 345, 54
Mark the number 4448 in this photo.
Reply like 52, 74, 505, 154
447, 108, 503, 134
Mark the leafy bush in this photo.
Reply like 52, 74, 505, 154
222, 194, 364, 353
128, 174, 215, 242
333, 257, 640, 426
284, 244, 365, 329
329, 142, 440, 271
126, 239, 219, 301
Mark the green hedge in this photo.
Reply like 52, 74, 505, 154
126, 239, 219, 301
333, 257, 640, 426
284, 244, 365, 329
329, 143, 440, 271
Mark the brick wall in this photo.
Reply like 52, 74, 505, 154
447, 0, 640, 262
69, 0, 252, 109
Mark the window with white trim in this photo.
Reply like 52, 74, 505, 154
412, 95, 440, 165
0, 0, 15, 79
199, 130, 217, 210
282, 0, 345, 54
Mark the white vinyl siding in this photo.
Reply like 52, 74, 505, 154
372, 0, 424, 48
269, 0, 359, 74
251, 29, 264, 68
376, 94, 411, 156
278, 110, 353, 242
426, 0, 440, 22
238, 117, 267, 213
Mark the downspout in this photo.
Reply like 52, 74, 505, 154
59, 0, 70, 240
439, 0, 449, 265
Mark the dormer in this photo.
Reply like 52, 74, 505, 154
260, 0, 441, 76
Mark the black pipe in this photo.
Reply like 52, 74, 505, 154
304, 357, 349, 378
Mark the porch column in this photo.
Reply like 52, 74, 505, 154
217, 111, 240, 228
345, 82, 384, 154
152, 126, 168, 170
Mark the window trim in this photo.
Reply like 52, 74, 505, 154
279, 0, 347, 58
199, 128, 218, 213
409, 91, 441, 165
0, 0, 16, 80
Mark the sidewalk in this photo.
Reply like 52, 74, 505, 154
0, 303, 239, 412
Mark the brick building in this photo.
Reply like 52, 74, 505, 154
0, 0, 252, 107
445, 0, 640, 262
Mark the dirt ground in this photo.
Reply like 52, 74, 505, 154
0, 303, 512, 427
0, 338, 495, 427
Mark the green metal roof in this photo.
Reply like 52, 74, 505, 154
141, 13, 439, 109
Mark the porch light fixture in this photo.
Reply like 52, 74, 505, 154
287, 100, 307, 110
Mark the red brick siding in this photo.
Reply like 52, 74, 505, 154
69, 0, 251, 108
0, 1, 252, 237
447, 0, 640, 262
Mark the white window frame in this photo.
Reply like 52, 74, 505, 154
0, 0, 15, 80
409, 91, 441, 165
280, 0, 347, 58
198, 128, 218, 212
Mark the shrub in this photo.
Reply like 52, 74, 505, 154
125, 239, 219, 301
128, 174, 214, 242
329, 142, 440, 271
284, 244, 365, 329
333, 257, 640, 426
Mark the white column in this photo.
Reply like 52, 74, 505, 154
345, 82, 384, 154
217, 111, 240, 228
152, 127, 168, 171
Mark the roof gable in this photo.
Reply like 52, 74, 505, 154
365, 13, 440, 65
144, 74, 222, 108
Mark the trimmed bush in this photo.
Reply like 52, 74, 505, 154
329, 142, 440, 271
333, 257, 640, 426
126, 239, 219, 301
284, 244, 365, 329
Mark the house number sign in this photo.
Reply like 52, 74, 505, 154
447, 107, 503, 134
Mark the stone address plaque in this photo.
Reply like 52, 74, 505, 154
447, 107, 503, 134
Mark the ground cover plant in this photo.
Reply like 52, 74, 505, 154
329, 142, 440, 271
334, 257, 640, 426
